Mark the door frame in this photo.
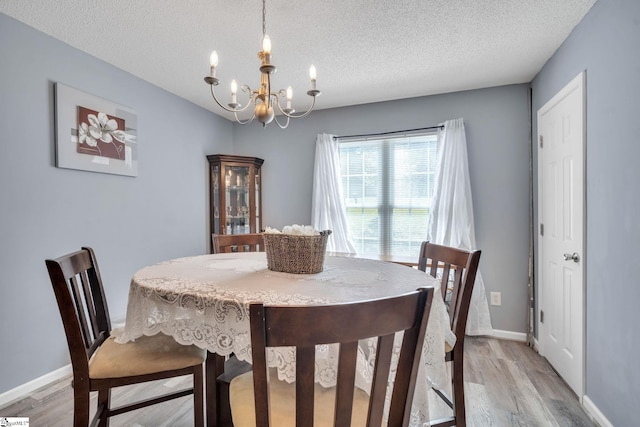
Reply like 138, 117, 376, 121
536, 70, 586, 399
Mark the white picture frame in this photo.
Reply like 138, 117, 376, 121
54, 83, 138, 177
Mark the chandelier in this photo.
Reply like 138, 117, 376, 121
204, 0, 321, 128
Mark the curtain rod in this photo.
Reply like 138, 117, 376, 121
332, 125, 444, 140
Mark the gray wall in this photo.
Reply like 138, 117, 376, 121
233, 85, 532, 336
0, 13, 232, 394
531, 0, 640, 424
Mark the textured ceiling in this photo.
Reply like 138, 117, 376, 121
1, 0, 596, 121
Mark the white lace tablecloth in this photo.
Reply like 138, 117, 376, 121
115, 252, 455, 425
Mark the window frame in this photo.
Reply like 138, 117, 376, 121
339, 132, 438, 257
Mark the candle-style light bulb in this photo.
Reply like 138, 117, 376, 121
309, 65, 317, 90
209, 51, 218, 77
286, 86, 293, 109
230, 79, 238, 105
262, 34, 272, 54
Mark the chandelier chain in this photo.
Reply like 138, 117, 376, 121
262, 0, 267, 37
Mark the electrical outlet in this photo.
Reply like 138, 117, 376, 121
490, 292, 501, 306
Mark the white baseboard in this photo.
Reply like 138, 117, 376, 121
583, 395, 613, 427
0, 364, 71, 409
490, 329, 528, 342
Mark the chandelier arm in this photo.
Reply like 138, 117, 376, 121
234, 108, 256, 125
268, 91, 279, 109
272, 113, 290, 129
209, 85, 254, 113
275, 94, 318, 119
236, 85, 260, 113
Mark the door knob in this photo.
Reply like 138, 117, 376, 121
563, 252, 580, 263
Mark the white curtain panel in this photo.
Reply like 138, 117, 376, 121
427, 118, 493, 336
311, 133, 357, 253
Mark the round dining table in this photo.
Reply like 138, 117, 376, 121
116, 252, 455, 425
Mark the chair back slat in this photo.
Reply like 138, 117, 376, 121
79, 269, 101, 339
451, 251, 481, 339
212, 233, 265, 253
68, 273, 93, 351
366, 334, 394, 426
248, 304, 270, 427
248, 287, 434, 427
295, 346, 316, 426
449, 267, 463, 310
387, 287, 432, 426
85, 248, 111, 333
439, 263, 452, 298
334, 341, 358, 427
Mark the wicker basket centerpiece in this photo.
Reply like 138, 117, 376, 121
263, 226, 332, 274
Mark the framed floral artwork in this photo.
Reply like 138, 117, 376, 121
54, 83, 138, 176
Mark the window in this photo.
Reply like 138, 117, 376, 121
339, 134, 438, 257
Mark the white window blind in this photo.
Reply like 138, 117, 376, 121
339, 134, 438, 257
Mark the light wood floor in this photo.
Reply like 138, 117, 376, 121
463, 337, 594, 427
1, 337, 595, 426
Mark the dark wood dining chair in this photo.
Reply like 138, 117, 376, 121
211, 233, 264, 253
228, 287, 435, 427
210, 232, 264, 425
46, 247, 205, 427
417, 241, 481, 427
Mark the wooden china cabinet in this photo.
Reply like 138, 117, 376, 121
207, 154, 264, 240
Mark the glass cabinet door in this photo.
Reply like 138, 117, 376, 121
212, 164, 220, 234
224, 165, 250, 235
207, 154, 264, 243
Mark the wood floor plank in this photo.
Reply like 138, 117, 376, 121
505, 357, 561, 426
0, 337, 595, 426
466, 382, 503, 427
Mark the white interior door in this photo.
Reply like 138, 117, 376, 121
537, 71, 585, 399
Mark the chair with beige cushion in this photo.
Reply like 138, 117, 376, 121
46, 247, 205, 427
417, 241, 481, 427
229, 287, 435, 427
212, 233, 264, 253
210, 232, 264, 424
